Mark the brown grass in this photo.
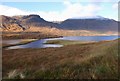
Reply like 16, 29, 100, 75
2, 32, 60, 40
2, 39, 119, 79
2, 26, 118, 40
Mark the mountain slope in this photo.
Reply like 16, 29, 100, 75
13, 14, 58, 28
1, 15, 119, 33
0, 15, 24, 32
59, 17, 118, 32
1, 15, 58, 31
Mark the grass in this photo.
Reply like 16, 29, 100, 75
2, 39, 119, 79
2, 32, 61, 40
45, 40, 95, 46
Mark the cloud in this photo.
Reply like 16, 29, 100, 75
112, 3, 118, 10
0, 2, 104, 21
39, 2, 101, 21
0, 5, 30, 16
0, 3, 101, 21
61, 2, 101, 18
82, 0, 119, 2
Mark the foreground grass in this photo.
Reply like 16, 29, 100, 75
2, 39, 119, 79
45, 40, 95, 46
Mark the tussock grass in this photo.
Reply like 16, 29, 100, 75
2, 39, 119, 79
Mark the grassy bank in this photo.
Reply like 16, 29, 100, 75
2, 39, 119, 79
45, 40, 95, 45
2, 32, 61, 40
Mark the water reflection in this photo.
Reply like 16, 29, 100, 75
7, 39, 63, 49
5, 36, 119, 49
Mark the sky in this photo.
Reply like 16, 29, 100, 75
0, 0, 119, 21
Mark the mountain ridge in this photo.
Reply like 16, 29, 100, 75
59, 17, 118, 32
0, 14, 119, 32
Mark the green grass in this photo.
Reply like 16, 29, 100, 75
2, 39, 119, 79
45, 40, 94, 45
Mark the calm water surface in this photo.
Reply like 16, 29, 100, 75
4, 36, 119, 49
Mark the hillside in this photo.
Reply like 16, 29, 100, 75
59, 17, 118, 32
1, 15, 58, 31
15, 14, 58, 28
1, 14, 119, 37
0, 15, 24, 32
1, 15, 119, 32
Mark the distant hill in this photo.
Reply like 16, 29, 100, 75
59, 17, 118, 32
1, 14, 58, 31
0, 14, 119, 32
0, 15, 24, 32
13, 14, 58, 28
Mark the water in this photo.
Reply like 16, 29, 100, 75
7, 39, 63, 49
61, 36, 119, 41
4, 36, 119, 49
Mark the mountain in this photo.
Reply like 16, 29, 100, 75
0, 15, 24, 31
0, 15, 119, 32
13, 14, 58, 28
59, 17, 118, 32
1, 14, 58, 31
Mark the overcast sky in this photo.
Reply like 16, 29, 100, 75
0, 0, 119, 21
